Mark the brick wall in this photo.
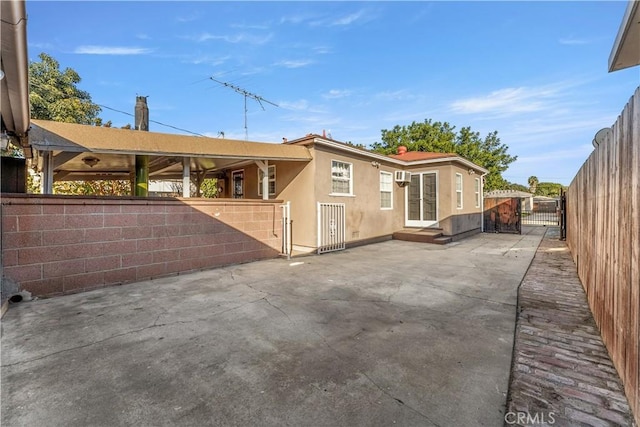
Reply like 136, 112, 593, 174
1, 195, 283, 297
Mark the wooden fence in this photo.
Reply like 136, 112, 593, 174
566, 86, 639, 423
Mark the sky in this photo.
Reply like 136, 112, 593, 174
26, 1, 639, 186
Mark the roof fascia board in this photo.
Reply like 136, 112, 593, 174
609, 0, 640, 72
310, 137, 488, 173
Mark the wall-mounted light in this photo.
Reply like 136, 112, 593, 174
468, 169, 476, 175
0, 132, 9, 151
82, 156, 100, 167
371, 161, 380, 168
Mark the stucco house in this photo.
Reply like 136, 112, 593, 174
218, 133, 488, 253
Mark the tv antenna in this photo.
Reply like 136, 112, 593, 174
210, 77, 278, 140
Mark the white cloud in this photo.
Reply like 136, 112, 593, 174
330, 11, 365, 26
450, 86, 558, 116
516, 145, 593, 164
274, 59, 314, 69
323, 89, 352, 99
279, 100, 310, 111
559, 37, 589, 45
192, 32, 273, 45
313, 46, 332, 55
136, 33, 151, 40
187, 54, 230, 66
74, 45, 152, 55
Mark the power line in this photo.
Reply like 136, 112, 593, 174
29, 82, 208, 137
209, 76, 278, 140
98, 105, 206, 137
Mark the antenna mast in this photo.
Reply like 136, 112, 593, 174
210, 77, 278, 140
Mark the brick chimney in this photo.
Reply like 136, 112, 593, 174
135, 96, 149, 131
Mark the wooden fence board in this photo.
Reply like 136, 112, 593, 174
567, 86, 640, 425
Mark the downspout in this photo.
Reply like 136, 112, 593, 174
133, 96, 149, 196
480, 172, 488, 232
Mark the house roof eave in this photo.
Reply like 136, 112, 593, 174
609, 0, 640, 72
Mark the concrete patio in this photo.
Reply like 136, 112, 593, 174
1, 229, 545, 426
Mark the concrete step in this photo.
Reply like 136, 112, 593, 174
392, 228, 451, 245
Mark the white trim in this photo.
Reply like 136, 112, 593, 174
380, 171, 393, 210
257, 164, 276, 197
330, 159, 353, 196
474, 177, 480, 208
456, 173, 463, 209
404, 171, 439, 228
287, 137, 488, 174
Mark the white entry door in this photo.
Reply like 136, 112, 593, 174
405, 172, 438, 227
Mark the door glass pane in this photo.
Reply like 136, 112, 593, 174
408, 174, 421, 221
423, 174, 437, 221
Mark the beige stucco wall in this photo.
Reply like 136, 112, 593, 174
226, 142, 483, 251
312, 146, 404, 247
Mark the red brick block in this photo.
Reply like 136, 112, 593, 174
104, 214, 137, 227
100, 240, 137, 256
63, 271, 105, 293
65, 204, 104, 215
43, 259, 85, 278
165, 259, 192, 274
2, 215, 18, 232
43, 229, 84, 246
20, 277, 64, 297
103, 205, 122, 214
153, 250, 176, 263
179, 246, 207, 260
104, 267, 136, 285
224, 242, 244, 254
4, 264, 43, 282
137, 238, 167, 252
3, 204, 42, 215
85, 227, 123, 242
166, 213, 191, 225
86, 255, 121, 272
3, 249, 18, 266
167, 236, 191, 249
125, 205, 158, 214
64, 243, 106, 260
243, 240, 268, 252
42, 204, 64, 214
136, 263, 165, 280
191, 234, 215, 246
3, 231, 43, 249
20, 246, 67, 264
19, 215, 65, 231
122, 226, 152, 239
137, 213, 165, 226
121, 252, 153, 268
65, 214, 104, 229
216, 232, 247, 244
157, 225, 181, 238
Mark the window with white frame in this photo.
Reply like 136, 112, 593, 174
474, 177, 480, 208
258, 165, 276, 196
331, 160, 353, 195
380, 171, 393, 209
456, 173, 463, 209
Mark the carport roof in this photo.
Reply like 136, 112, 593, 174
30, 120, 312, 162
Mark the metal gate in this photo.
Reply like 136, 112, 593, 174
317, 202, 345, 254
483, 197, 521, 234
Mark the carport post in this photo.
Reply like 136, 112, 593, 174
41, 150, 53, 194
182, 157, 190, 197
134, 155, 149, 197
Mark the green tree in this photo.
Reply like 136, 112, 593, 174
371, 119, 516, 191
29, 52, 101, 124
528, 176, 539, 194
535, 182, 564, 197
506, 182, 529, 192
53, 180, 131, 196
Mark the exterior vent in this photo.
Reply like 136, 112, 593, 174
394, 171, 411, 184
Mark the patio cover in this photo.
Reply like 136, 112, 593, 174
29, 120, 312, 181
